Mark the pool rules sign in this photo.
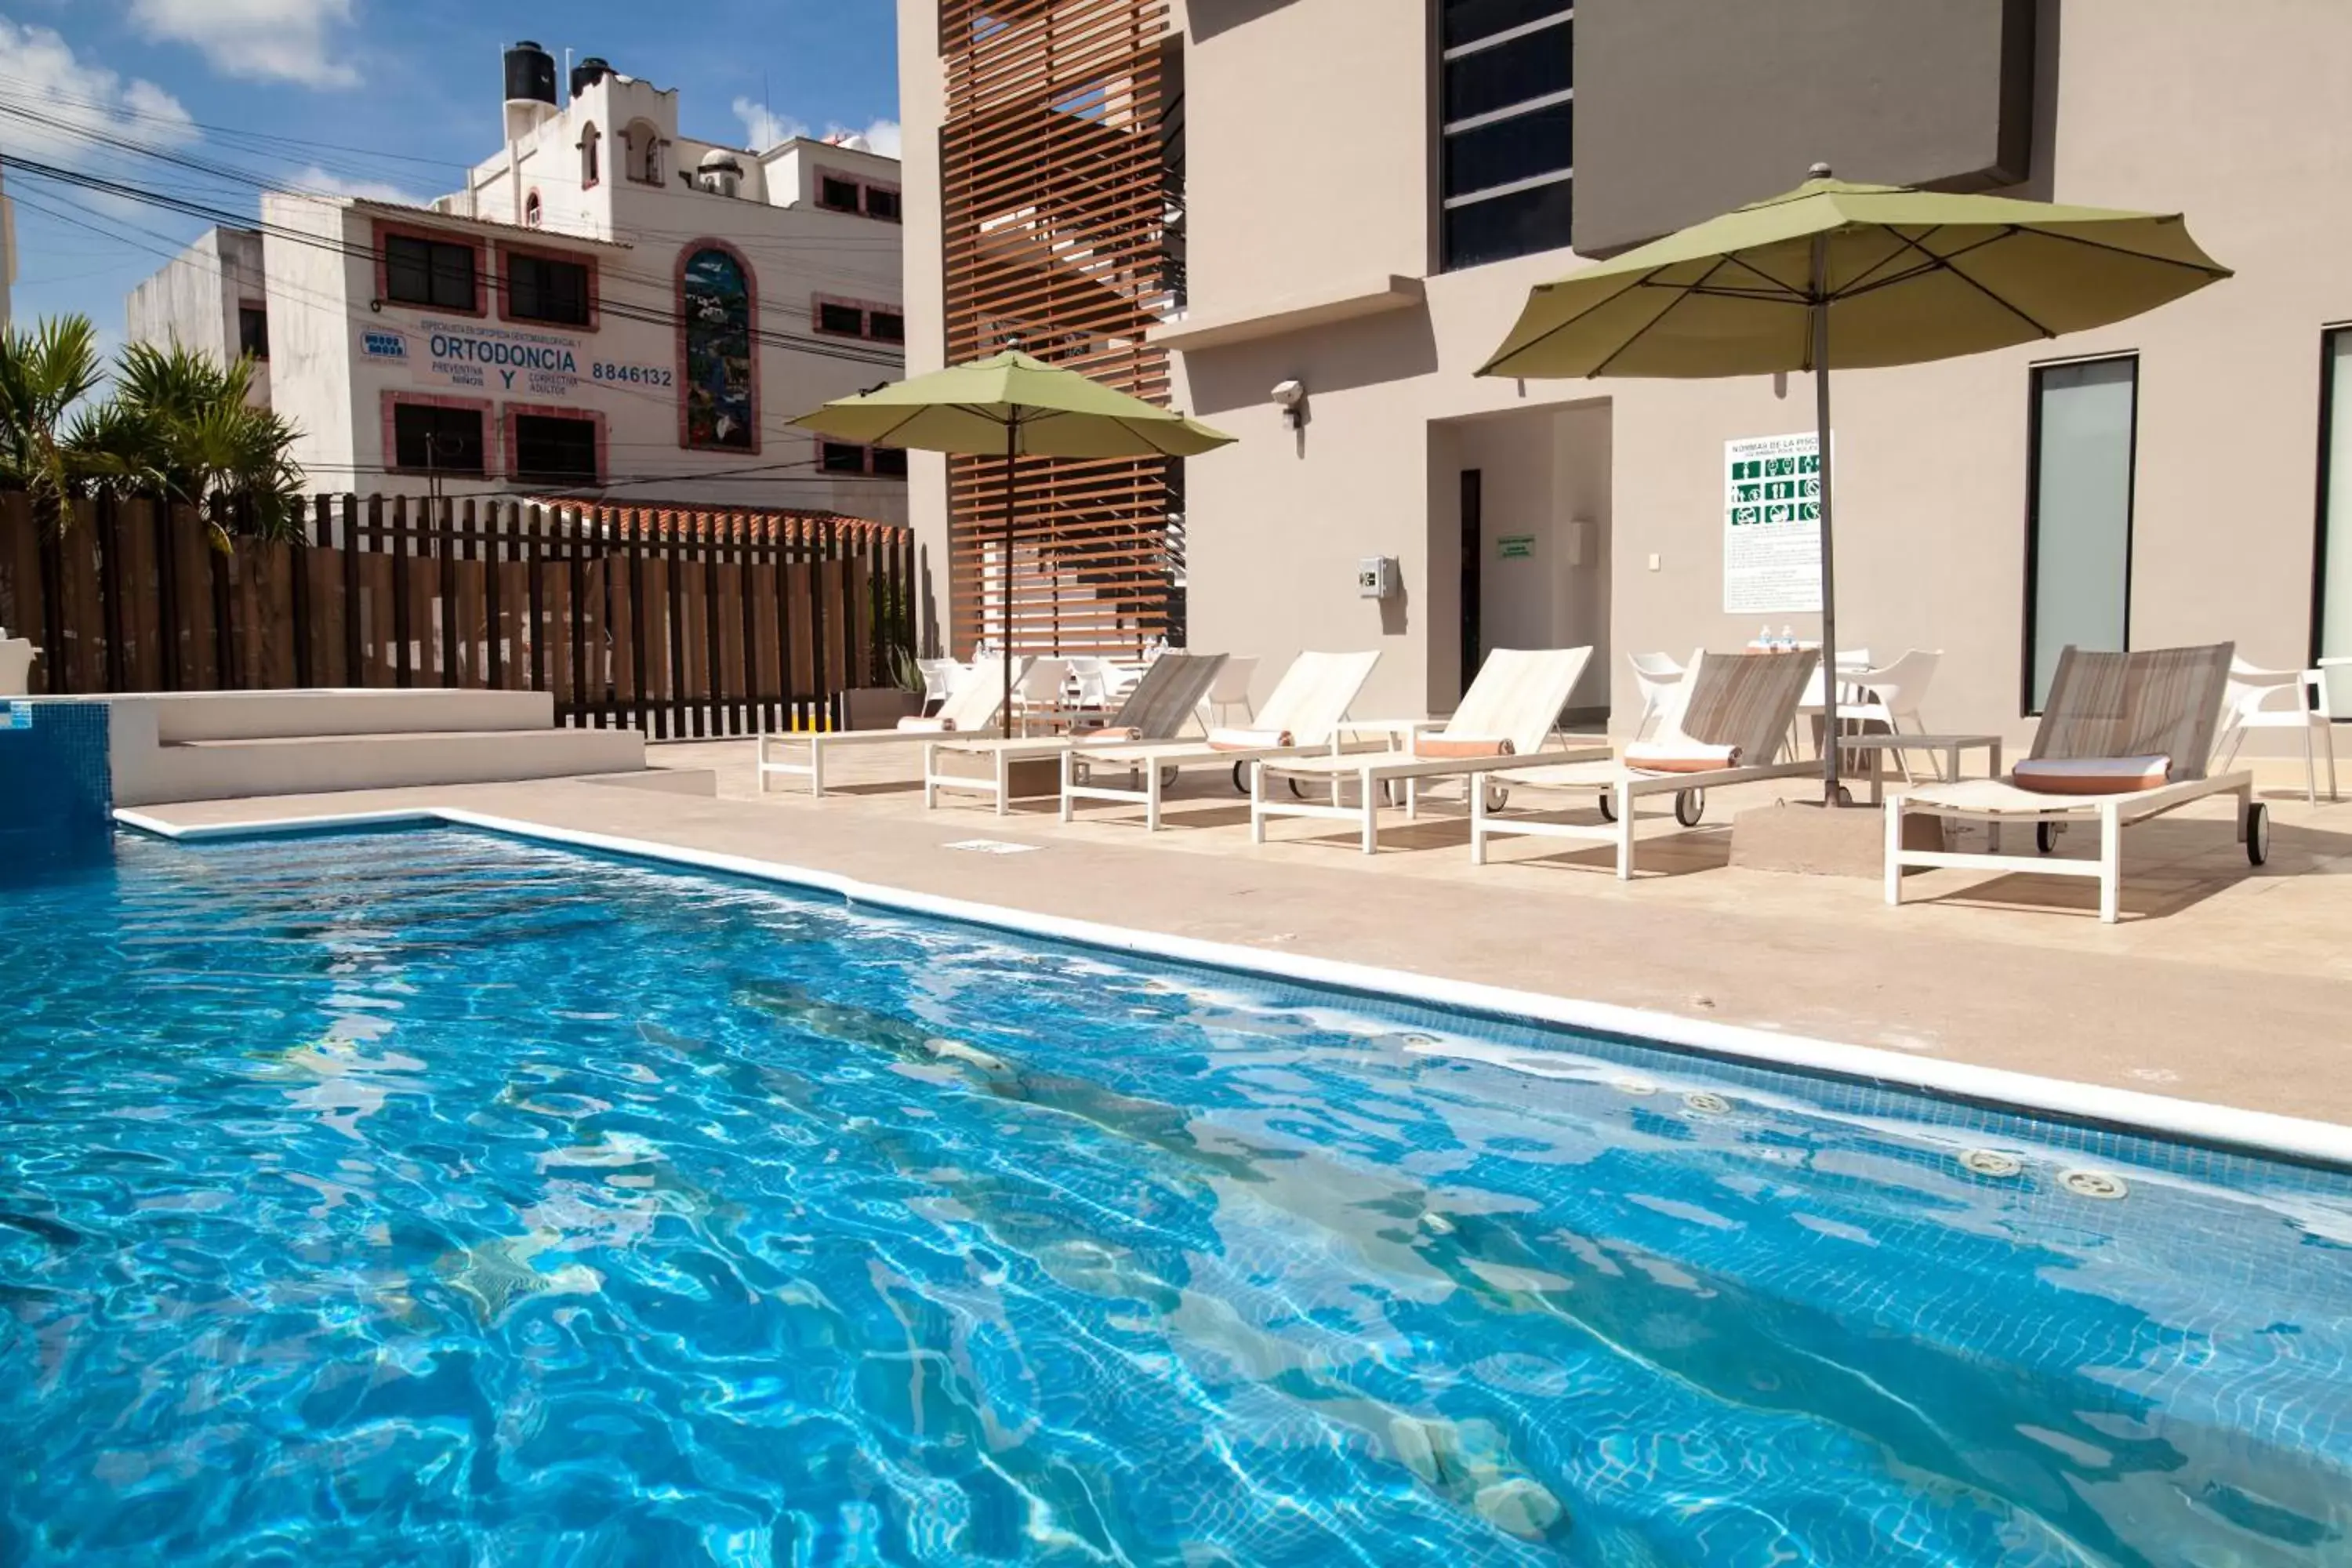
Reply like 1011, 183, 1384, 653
1722, 432, 1824, 614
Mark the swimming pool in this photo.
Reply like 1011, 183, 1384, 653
2, 827, 2348, 1564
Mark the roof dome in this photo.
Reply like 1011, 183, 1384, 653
699, 148, 745, 172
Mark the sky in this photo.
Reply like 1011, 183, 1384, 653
0, 0, 902, 350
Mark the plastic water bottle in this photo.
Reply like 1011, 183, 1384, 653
1757, 624, 1772, 651
1780, 625, 1795, 651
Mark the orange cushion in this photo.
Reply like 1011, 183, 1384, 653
1207, 726, 1293, 751
1623, 742, 1740, 774
1415, 736, 1515, 760
2012, 756, 2172, 795
895, 715, 955, 733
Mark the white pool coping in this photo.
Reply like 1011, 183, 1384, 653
113, 804, 2352, 1171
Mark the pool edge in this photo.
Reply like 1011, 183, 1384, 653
112, 805, 2352, 1171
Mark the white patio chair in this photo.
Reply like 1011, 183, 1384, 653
1627, 651, 1685, 740
1198, 654, 1261, 729
2215, 658, 2336, 804
1011, 656, 1074, 736
1063, 655, 1114, 712
1838, 649, 1943, 782
915, 658, 959, 715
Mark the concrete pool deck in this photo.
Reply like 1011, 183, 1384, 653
117, 738, 2352, 1132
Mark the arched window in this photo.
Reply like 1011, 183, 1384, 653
679, 243, 757, 451
628, 119, 662, 184
581, 122, 601, 187
524, 190, 543, 228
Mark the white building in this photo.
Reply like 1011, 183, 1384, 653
125, 227, 271, 406
128, 43, 907, 521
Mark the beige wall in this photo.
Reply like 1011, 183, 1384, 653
896, 0, 953, 655
1164, 0, 2352, 735
897, 0, 2352, 736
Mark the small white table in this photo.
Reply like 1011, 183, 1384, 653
1840, 731, 2002, 806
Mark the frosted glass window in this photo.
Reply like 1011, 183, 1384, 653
2316, 332, 2352, 659
2027, 358, 2137, 711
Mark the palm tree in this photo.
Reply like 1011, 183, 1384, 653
0, 316, 106, 524
70, 341, 307, 545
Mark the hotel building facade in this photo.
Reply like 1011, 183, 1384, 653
894, 0, 2352, 739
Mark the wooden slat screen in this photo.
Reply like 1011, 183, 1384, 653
940, 0, 1183, 657
0, 491, 923, 739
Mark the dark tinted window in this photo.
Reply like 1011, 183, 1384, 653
1443, 20, 1571, 123
817, 301, 866, 336
1443, 178, 1575, 271
392, 403, 485, 474
868, 310, 906, 344
506, 253, 590, 325
1443, 0, 1569, 49
821, 442, 867, 474
238, 305, 269, 361
1443, 100, 1572, 199
869, 446, 908, 477
383, 234, 476, 310
864, 187, 902, 221
819, 176, 860, 211
513, 414, 599, 482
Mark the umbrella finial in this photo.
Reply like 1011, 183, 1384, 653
1809, 162, 1833, 180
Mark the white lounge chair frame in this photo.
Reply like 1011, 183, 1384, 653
1250, 648, 1606, 854
1060, 650, 1382, 829
1467, 648, 1822, 878
924, 654, 1229, 815
1886, 642, 2263, 924
756, 656, 1014, 797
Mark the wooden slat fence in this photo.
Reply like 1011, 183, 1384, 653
0, 492, 923, 739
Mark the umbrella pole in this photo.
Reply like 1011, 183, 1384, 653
1810, 234, 1842, 806
1002, 421, 1018, 736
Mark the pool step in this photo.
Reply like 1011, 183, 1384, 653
96, 691, 648, 806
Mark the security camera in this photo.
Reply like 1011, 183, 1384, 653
1270, 379, 1305, 408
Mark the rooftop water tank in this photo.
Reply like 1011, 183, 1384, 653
571, 56, 613, 100
503, 42, 557, 107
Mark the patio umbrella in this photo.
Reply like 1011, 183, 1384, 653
790, 350, 1235, 731
1479, 165, 2230, 802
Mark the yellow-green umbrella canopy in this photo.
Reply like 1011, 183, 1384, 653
789, 351, 1235, 724
789, 350, 1234, 458
1479, 173, 2230, 379
1478, 169, 2230, 800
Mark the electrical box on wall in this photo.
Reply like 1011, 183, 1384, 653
1565, 519, 1595, 568
1356, 557, 1399, 599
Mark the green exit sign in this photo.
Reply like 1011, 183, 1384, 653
1497, 535, 1535, 560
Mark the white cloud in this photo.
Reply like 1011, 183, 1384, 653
730, 100, 902, 161
128, 0, 359, 88
843, 118, 902, 158
0, 18, 197, 165
282, 164, 419, 205
731, 96, 807, 153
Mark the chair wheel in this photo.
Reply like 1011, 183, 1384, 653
1160, 766, 1179, 791
1834, 785, 1854, 808
2246, 801, 2270, 866
1232, 761, 1250, 794
1597, 792, 1618, 822
1287, 778, 1311, 800
1674, 788, 1705, 828
1483, 782, 1510, 812
2036, 822, 2060, 854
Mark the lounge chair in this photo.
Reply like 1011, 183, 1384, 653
1059, 650, 1382, 829
755, 655, 1016, 797
1251, 647, 1607, 854
924, 652, 1229, 815
1886, 642, 2263, 924
1468, 647, 1822, 877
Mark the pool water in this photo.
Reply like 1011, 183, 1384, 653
2, 830, 2350, 1566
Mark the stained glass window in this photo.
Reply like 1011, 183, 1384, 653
681, 246, 755, 451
